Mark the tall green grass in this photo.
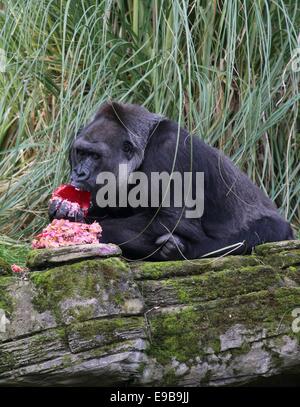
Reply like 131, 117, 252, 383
0, 0, 299, 240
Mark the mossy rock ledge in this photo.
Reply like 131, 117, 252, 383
1, 240, 300, 386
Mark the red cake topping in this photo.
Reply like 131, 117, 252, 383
52, 184, 91, 214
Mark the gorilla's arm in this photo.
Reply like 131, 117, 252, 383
96, 209, 200, 260
97, 209, 226, 261
98, 212, 185, 261
98, 210, 248, 260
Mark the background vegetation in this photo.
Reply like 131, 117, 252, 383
0, 0, 299, 241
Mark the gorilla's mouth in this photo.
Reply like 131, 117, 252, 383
53, 184, 91, 213
70, 180, 92, 193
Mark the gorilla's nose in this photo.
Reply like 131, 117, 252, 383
74, 164, 90, 181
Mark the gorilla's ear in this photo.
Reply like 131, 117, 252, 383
93, 101, 164, 150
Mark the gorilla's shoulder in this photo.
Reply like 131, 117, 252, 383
150, 118, 190, 144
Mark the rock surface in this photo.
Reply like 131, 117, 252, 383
27, 243, 122, 269
1, 240, 300, 386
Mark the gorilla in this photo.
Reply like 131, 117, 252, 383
49, 101, 294, 261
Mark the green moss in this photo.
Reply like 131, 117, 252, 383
162, 367, 179, 386
0, 276, 16, 314
283, 268, 300, 285
0, 351, 16, 373
61, 354, 73, 368
147, 287, 300, 365
148, 307, 203, 364
153, 265, 282, 305
230, 341, 252, 356
137, 361, 147, 375
262, 250, 300, 269
0, 241, 30, 267
113, 292, 125, 305
0, 299, 9, 313
67, 304, 95, 323
202, 369, 213, 383
177, 287, 190, 302
147, 305, 221, 364
255, 241, 300, 257
135, 256, 261, 280
67, 316, 144, 347
27, 327, 68, 357
56, 327, 68, 346
210, 337, 221, 354
30, 257, 131, 323
26, 249, 41, 268
0, 258, 11, 275
135, 261, 186, 280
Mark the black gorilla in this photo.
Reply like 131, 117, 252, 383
49, 101, 293, 260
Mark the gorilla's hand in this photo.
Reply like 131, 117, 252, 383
155, 233, 185, 260
48, 198, 85, 222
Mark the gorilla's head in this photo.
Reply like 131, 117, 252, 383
70, 101, 163, 195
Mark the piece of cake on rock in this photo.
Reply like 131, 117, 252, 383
28, 184, 121, 270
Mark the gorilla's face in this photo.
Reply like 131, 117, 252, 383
70, 116, 134, 193
69, 101, 163, 204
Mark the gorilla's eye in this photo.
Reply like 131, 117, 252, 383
76, 149, 85, 159
76, 149, 100, 160
91, 152, 100, 160
123, 141, 133, 153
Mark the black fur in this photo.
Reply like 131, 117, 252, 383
50, 101, 294, 260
